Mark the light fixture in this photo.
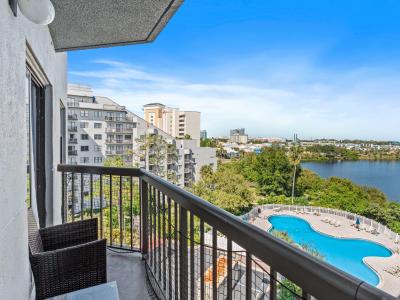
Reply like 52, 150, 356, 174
9, 0, 55, 26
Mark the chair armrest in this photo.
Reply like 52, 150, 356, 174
30, 239, 107, 299
39, 218, 98, 251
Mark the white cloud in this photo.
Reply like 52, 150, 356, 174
69, 59, 400, 140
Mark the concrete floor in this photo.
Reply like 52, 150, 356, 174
107, 250, 152, 300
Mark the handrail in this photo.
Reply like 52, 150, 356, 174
57, 164, 396, 300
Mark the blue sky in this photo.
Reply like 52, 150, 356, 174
68, 0, 400, 140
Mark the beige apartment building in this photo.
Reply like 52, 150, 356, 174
143, 103, 201, 143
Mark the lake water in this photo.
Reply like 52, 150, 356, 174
301, 161, 400, 202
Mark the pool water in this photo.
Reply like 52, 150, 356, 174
268, 215, 392, 286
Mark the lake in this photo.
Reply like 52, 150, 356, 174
301, 160, 400, 202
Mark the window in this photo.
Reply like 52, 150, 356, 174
94, 134, 102, 140
80, 157, 90, 163
125, 135, 132, 140
94, 157, 103, 163
80, 110, 89, 117
94, 111, 102, 118
94, 122, 102, 128
81, 146, 89, 151
95, 145, 102, 152
68, 157, 77, 164
80, 121, 88, 128
81, 134, 89, 140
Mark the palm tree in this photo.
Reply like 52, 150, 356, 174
288, 145, 302, 205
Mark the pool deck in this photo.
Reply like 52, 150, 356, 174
251, 208, 400, 298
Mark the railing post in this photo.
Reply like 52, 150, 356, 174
180, 206, 188, 299
270, 268, 277, 300
140, 178, 148, 256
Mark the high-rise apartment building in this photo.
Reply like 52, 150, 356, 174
143, 103, 201, 143
200, 130, 208, 140
67, 85, 216, 187
230, 128, 249, 144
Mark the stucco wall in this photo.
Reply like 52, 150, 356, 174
0, 1, 67, 299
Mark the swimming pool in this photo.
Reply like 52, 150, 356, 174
268, 215, 392, 286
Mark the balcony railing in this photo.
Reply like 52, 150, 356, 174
68, 150, 78, 156
68, 114, 78, 120
68, 126, 78, 132
57, 164, 395, 300
68, 138, 78, 144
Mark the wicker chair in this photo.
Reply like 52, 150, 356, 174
28, 211, 107, 300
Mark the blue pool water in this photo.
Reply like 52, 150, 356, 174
268, 215, 392, 286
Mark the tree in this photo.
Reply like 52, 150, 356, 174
191, 164, 256, 215
235, 147, 295, 196
288, 145, 302, 204
134, 134, 168, 178
104, 156, 126, 167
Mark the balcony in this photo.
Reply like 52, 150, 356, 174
68, 126, 78, 132
55, 164, 394, 300
68, 138, 78, 144
68, 150, 78, 156
68, 114, 78, 120
105, 116, 133, 122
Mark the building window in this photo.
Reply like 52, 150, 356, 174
94, 157, 103, 163
94, 134, 102, 140
81, 146, 89, 151
80, 110, 89, 117
80, 121, 88, 128
80, 157, 89, 163
125, 135, 132, 140
94, 111, 102, 118
94, 122, 102, 128
95, 145, 102, 152
81, 134, 89, 140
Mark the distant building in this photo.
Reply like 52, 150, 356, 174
230, 128, 245, 136
200, 130, 208, 140
143, 103, 201, 144
67, 86, 216, 187
230, 128, 248, 144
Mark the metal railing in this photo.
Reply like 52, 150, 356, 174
68, 150, 78, 156
57, 164, 396, 300
68, 126, 78, 132
68, 138, 78, 144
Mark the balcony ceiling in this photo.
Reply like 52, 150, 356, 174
49, 0, 184, 52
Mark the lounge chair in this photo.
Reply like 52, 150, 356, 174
359, 224, 366, 231
334, 221, 341, 227
329, 219, 336, 225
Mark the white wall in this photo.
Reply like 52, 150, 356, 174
0, 1, 67, 298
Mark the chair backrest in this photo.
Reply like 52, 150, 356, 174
27, 209, 43, 255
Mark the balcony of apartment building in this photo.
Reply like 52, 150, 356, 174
68, 138, 78, 144
68, 113, 78, 120
68, 150, 78, 156
68, 125, 78, 132
20, 161, 396, 300
105, 116, 134, 123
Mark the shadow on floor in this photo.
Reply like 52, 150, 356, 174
107, 249, 151, 300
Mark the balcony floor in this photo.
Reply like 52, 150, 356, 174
107, 250, 151, 300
